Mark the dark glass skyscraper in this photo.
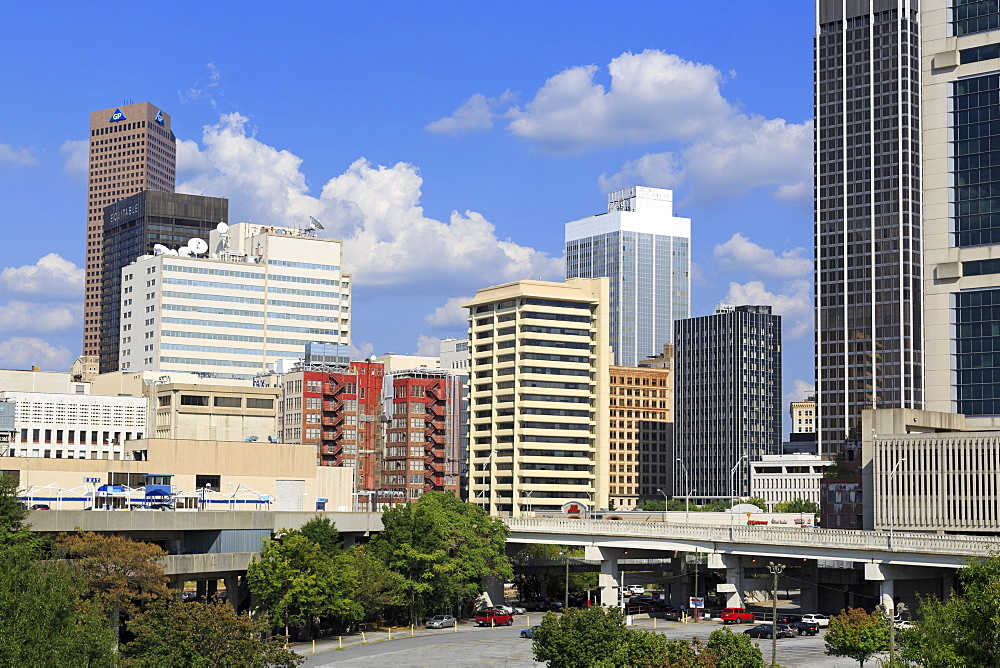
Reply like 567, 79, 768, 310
98, 191, 228, 374
814, 0, 923, 456
674, 305, 782, 500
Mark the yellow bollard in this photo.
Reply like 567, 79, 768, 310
526, 614, 530, 627
362, 632, 367, 645
312, 639, 316, 654
454, 619, 458, 632
411, 624, 414, 636
492, 618, 495, 629
388, 627, 392, 640
654, 616, 657, 629
339, 636, 342, 649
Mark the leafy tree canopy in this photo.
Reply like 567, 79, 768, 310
700, 628, 765, 667
532, 606, 630, 668
773, 498, 820, 514
370, 492, 512, 622
299, 515, 341, 555
248, 530, 362, 629
899, 553, 1000, 667
123, 601, 303, 667
348, 543, 407, 622
824, 607, 889, 667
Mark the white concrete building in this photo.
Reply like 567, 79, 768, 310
0, 390, 146, 460
118, 223, 350, 380
465, 278, 612, 516
439, 337, 470, 372
790, 397, 817, 434
374, 353, 440, 372
750, 454, 832, 508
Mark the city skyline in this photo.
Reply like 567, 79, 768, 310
0, 2, 816, 415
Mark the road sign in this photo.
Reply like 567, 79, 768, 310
689, 597, 705, 609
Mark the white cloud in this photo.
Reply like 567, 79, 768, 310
350, 341, 375, 360
60, 139, 89, 176
425, 296, 472, 328
179, 62, 222, 106
782, 378, 815, 411
507, 51, 732, 152
415, 335, 441, 356
0, 301, 78, 332
426, 91, 515, 135
713, 233, 812, 280
434, 49, 810, 203
0, 143, 38, 166
176, 113, 562, 290
0, 254, 84, 298
723, 279, 813, 340
0, 337, 74, 371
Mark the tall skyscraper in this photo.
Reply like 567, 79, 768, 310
99, 192, 228, 374
85, 102, 176, 358
674, 305, 782, 500
565, 186, 690, 367
464, 278, 612, 515
814, 2, 923, 456
923, 2, 1000, 419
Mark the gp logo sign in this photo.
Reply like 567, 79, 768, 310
109, 108, 127, 122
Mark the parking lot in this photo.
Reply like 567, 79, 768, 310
298, 614, 873, 667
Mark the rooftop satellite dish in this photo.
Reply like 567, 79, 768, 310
152, 244, 168, 256
177, 246, 193, 257
308, 216, 325, 231
267, 435, 279, 443
217, 222, 229, 234
246, 435, 259, 442
164, 248, 179, 256
188, 238, 208, 254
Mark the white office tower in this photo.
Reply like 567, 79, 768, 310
565, 186, 691, 367
118, 223, 351, 380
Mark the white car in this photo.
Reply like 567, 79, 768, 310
802, 614, 830, 628
630, 586, 646, 595
894, 620, 914, 630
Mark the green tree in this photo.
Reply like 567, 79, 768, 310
57, 531, 170, 642
0, 474, 29, 534
371, 492, 512, 622
123, 600, 303, 667
700, 628, 765, 667
248, 530, 362, 633
742, 496, 770, 511
636, 499, 665, 511
898, 554, 1000, 666
0, 541, 116, 666
532, 606, 630, 668
299, 515, 341, 555
824, 607, 889, 667
773, 498, 820, 514
349, 544, 407, 622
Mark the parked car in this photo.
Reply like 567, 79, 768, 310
649, 608, 681, 621
29, 504, 50, 510
894, 620, 915, 630
793, 620, 820, 636
744, 623, 794, 639
801, 613, 830, 628
475, 608, 513, 626
776, 614, 803, 624
629, 586, 646, 595
720, 608, 756, 624
520, 625, 541, 639
425, 615, 457, 629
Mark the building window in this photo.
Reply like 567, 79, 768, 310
180, 395, 209, 406
213, 397, 242, 408
247, 398, 274, 409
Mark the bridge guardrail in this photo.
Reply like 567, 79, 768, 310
503, 517, 996, 558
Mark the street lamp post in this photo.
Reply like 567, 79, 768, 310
559, 550, 570, 610
729, 454, 748, 539
887, 458, 906, 550
523, 489, 534, 516
676, 458, 691, 524
656, 488, 668, 522
767, 562, 785, 668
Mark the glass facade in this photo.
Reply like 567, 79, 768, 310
953, 0, 1000, 36
99, 191, 228, 373
566, 230, 688, 367
815, 2, 923, 456
674, 306, 782, 499
955, 289, 1000, 415
953, 74, 1000, 247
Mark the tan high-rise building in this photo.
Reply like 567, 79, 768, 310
608, 365, 673, 511
465, 278, 611, 516
83, 102, 176, 358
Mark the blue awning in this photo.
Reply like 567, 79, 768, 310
98, 485, 125, 493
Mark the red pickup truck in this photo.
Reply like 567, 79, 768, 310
720, 608, 756, 624
475, 608, 513, 626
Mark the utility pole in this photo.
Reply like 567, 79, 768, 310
767, 562, 785, 668
559, 550, 570, 610
692, 548, 699, 622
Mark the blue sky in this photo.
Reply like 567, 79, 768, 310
0, 1, 816, 414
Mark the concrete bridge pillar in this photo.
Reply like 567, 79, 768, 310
585, 545, 628, 607
224, 574, 241, 609
864, 563, 949, 617
480, 575, 505, 608
708, 553, 744, 608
